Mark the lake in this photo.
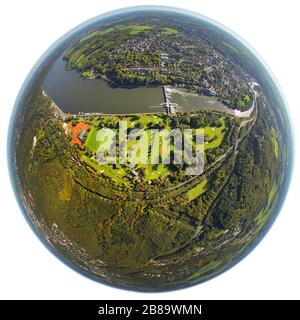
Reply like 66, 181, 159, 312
44, 55, 230, 115
44, 56, 165, 114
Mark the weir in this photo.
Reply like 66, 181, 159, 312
163, 86, 177, 115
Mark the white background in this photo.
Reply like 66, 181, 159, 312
0, 0, 299, 300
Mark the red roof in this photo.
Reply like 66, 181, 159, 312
67, 122, 90, 146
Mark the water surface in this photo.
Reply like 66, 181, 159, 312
168, 88, 232, 114
44, 56, 164, 114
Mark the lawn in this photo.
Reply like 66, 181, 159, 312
204, 132, 225, 150
124, 114, 164, 127
75, 54, 86, 67
81, 114, 228, 185
271, 127, 279, 159
129, 25, 154, 35
142, 163, 170, 182
85, 126, 117, 164
80, 25, 154, 42
161, 27, 178, 35
272, 137, 279, 158
203, 117, 225, 139
98, 163, 127, 183
81, 154, 100, 172
184, 117, 226, 152
222, 41, 240, 54
81, 70, 94, 78
79, 27, 122, 42
203, 117, 226, 150
187, 178, 208, 201
255, 182, 277, 226
187, 260, 222, 282
83, 115, 173, 183
85, 127, 99, 152
82, 154, 128, 185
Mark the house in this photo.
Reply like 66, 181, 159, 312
160, 52, 169, 60
78, 128, 87, 142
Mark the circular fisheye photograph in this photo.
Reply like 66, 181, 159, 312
9, 6, 293, 292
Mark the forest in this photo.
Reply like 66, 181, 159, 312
13, 83, 284, 290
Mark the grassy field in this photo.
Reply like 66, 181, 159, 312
81, 113, 228, 184
82, 154, 129, 185
82, 154, 100, 172
129, 25, 154, 35
272, 136, 279, 158
80, 27, 121, 42
96, 128, 116, 153
76, 54, 86, 67
187, 178, 208, 201
85, 127, 99, 152
255, 182, 278, 226
222, 41, 240, 54
80, 25, 154, 43
83, 115, 172, 183
271, 127, 279, 159
203, 117, 226, 150
161, 27, 178, 35
187, 260, 222, 282
143, 163, 170, 182
79, 25, 176, 43
81, 70, 94, 78
204, 132, 225, 150
98, 163, 127, 183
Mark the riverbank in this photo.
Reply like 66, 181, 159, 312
166, 85, 256, 118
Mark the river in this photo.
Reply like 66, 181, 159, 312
166, 87, 238, 115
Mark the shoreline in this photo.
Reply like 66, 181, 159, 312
48, 56, 255, 118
